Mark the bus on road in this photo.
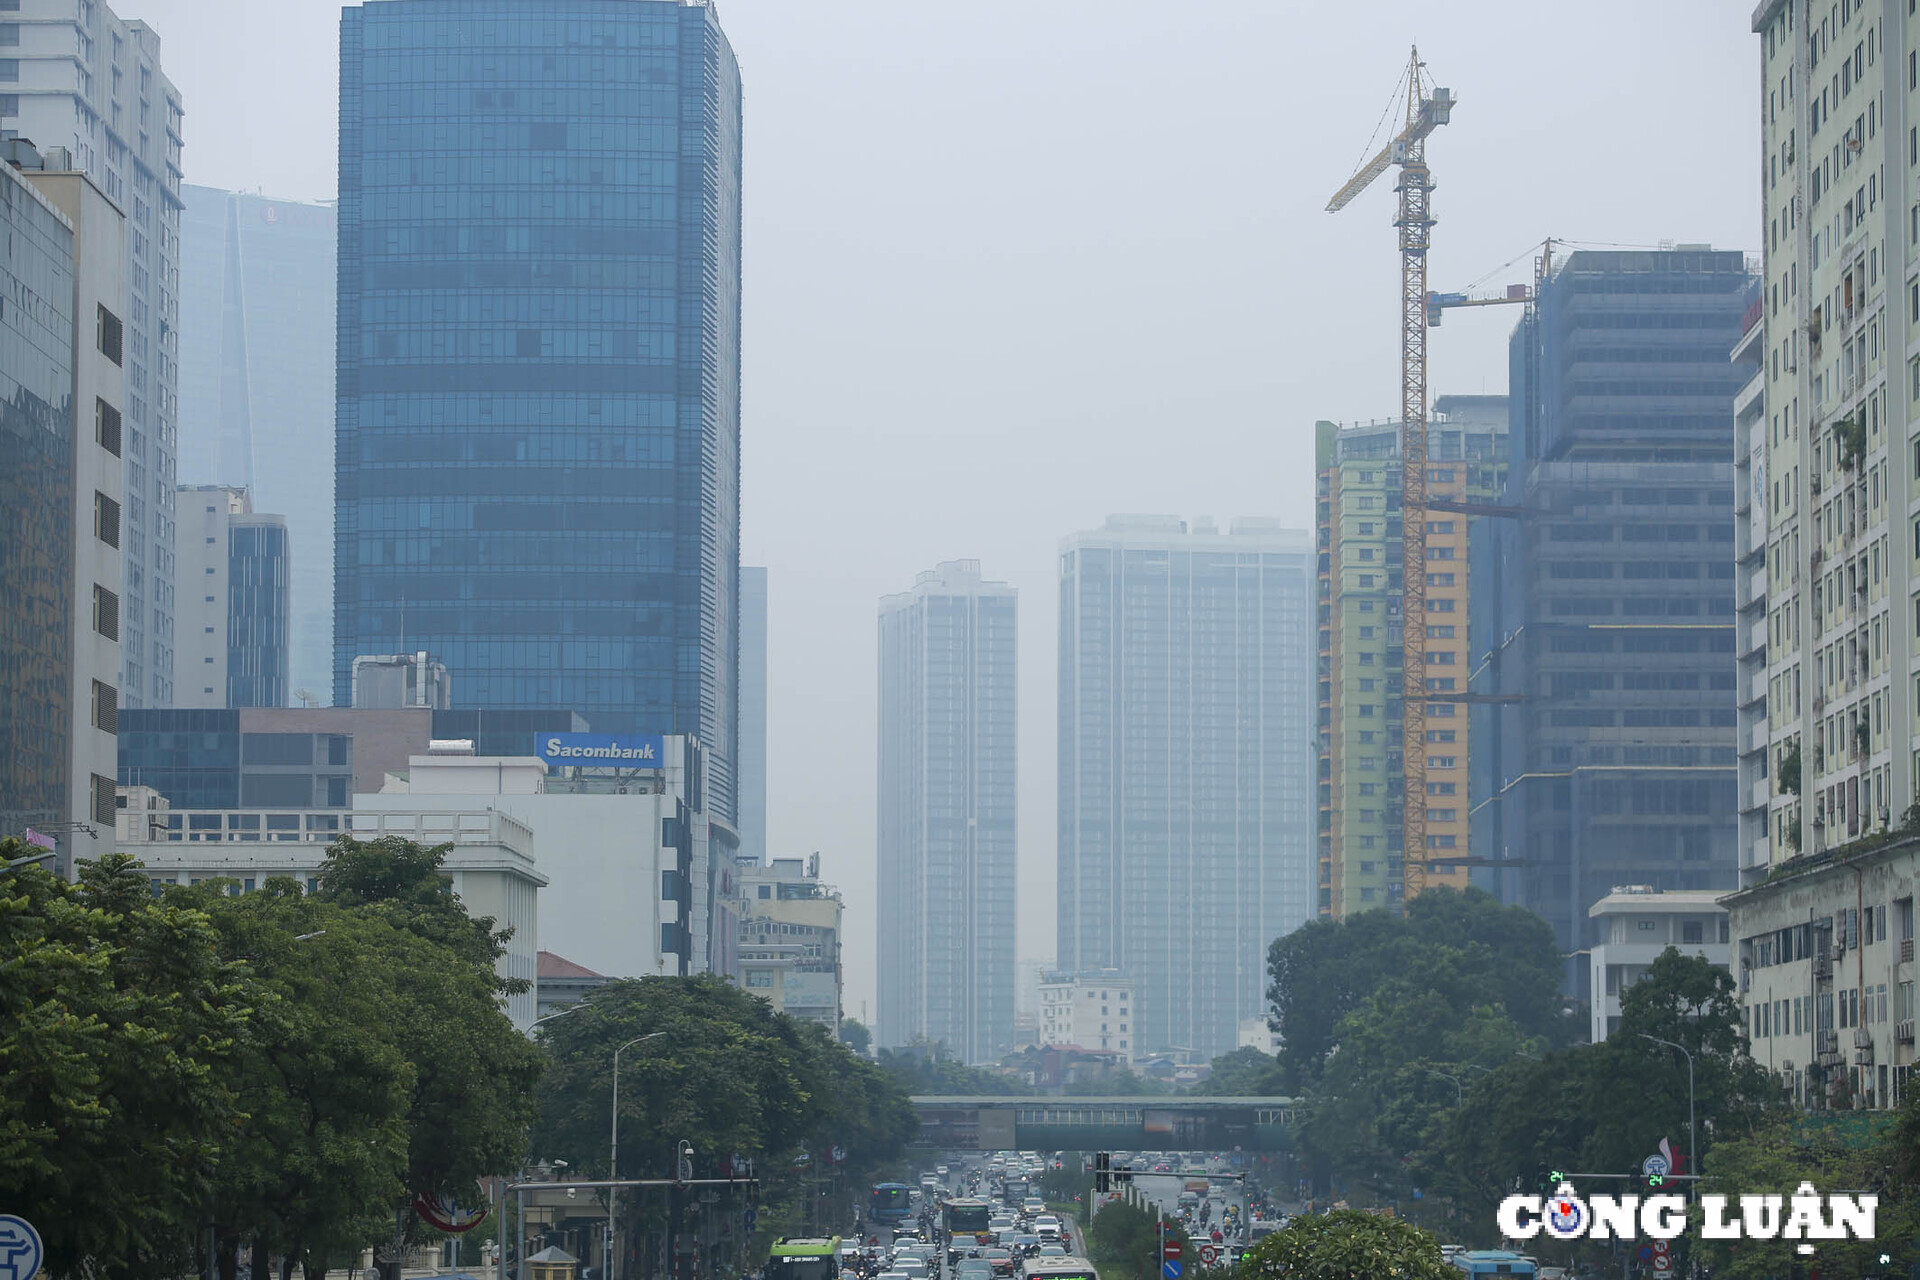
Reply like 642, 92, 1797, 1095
944, 1197, 994, 1246
1448, 1251, 1537, 1277
870, 1183, 914, 1226
767, 1238, 843, 1280
1020, 1258, 1097, 1280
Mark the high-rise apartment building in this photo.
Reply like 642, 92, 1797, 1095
1469, 248, 1755, 998
738, 565, 768, 864
0, 140, 126, 875
1719, 2, 1920, 1114
178, 187, 336, 703
1057, 516, 1312, 1058
1315, 397, 1509, 919
177, 485, 290, 710
333, 0, 744, 820
10, 1, 182, 710
876, 561, 1017, 1062
1734, 301, 1769, 887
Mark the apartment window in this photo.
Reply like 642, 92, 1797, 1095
0, 60, 18, 82
91, 774, 114, 826
0, 25, 19, 46
90, 680, 116, 733
746, 971, 773, 989
96, 305, 122, 365
93, 493, 119, 548
94, 399, 121, 456
92, 585, 117, 640
1682, 920, 1704, 945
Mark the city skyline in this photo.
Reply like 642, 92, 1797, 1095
19, 0, 1758, 1020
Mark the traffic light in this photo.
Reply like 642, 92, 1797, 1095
1094, 1152, 1111, 1194
1642, 1166, 1666, 1193
1534, 1167, 1565, 1195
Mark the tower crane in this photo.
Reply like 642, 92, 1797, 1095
1326, 47, 1453, 903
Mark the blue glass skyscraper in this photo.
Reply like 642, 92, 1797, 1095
334, 0, 743, 818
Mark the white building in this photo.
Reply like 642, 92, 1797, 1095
114, 798, 544, 1028
1721, 840, 1919, 1110
364, 736, 735, 982
1728, 0, 1920, 1113
177, 484, 289, 709
1236, 1018, 1280, 1055
1586, 887, 1732, 1042
1038, 970, 1134, 1063
12, 0, 183, 709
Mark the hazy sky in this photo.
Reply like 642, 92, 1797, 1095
133, 0, 1757, 1024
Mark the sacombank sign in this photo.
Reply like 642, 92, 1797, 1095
1499, 1182, 1877, 1242
540, 733, 667, 768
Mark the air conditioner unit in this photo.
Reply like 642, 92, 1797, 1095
616, 786, 630, 795
1854, 1027, 1874, 1049
1833, 941, 1848, 960
1897, 1020, 1916, 1045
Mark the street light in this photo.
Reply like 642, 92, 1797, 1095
609, 1031, 669, 1280
1638, 1033, 1697, 1182
525, 1000, 591, 1038
3, 849, 57, 871
1415, 1065, 1464, 1106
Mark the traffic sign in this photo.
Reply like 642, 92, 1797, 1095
1200, 1246, 1218, 1266
1163, 1242, 1183, 1261
1651, 1255, 1672, 1274
0, 1215, 44, 1280
1163, 1263, 1183, 1280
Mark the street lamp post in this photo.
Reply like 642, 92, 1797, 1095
1638, 1033, 1697, 1181
609, 1032, 668, 1280
1416, 1066, 1464, 1106
500, 1002, 597, 1280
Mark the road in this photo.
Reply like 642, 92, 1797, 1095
1121, 1173, 1248, 1248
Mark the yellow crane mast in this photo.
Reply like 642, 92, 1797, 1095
1326, 47, 1453, 904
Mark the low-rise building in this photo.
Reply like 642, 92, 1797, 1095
1587, 886, 1732, 1041
114, 797, 544, 1028
364, 735, 737, 981
536, 950, 613, 1022
1039, 970, 1134, 1064
737, 854, 842, 1032
1722, 839, 1920, 1111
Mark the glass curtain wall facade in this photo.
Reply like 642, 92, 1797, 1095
10, 2, 185, 709
737, 565, 767, 865
334, 0, 743, 818
876, 561, 1017, 1063
227, 517, 290, 710
178, 187, 336, 702
0, 160, 78, 841
1469, 248, 1756, 998
1058, 516, 1313, 1058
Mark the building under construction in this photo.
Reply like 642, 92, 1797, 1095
1316, 396, 1510, 918
1468, 247, 1756, 997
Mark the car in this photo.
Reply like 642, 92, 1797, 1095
956, 1265, 993, 1280
876, 1272, 910, 1280
1022, 1198, 1046, 1214
1036, 1247, 1066, 1258
984, 1250, 1016, 1277
1032, 1217, 1061, 1242
893, 1260, 928, 1278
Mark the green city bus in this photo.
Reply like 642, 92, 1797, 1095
767, 1237, 843, 1280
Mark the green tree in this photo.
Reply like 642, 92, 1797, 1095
0, 851, 256, 1277
1190, 1047, 1287, 1097
1235, 1210, 1448, 1280
313, 836, 546, 1252
840, 1018, 873, 1056
180, 881, 416, 1280
1266, 887, 1565, 1092
1087, 1202, 1191, 1280
1690, 1112, 1919, 1280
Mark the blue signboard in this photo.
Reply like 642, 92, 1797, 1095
1163, 1262, 1183, 1279
539, 733, 668, 769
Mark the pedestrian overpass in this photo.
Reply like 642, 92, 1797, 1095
908, 1097, 1300, 1152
